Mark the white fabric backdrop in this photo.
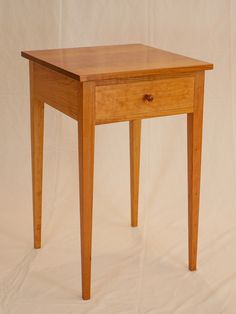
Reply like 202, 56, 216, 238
0, 0, 236, 313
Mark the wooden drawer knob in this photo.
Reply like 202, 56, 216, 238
143, 94, 154, 102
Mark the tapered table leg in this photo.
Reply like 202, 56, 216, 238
30, 63, 44, 249
31, 100, 44, 249
187, 72, 205, 271
78, 82, 95, 300
129, 120, 141, 227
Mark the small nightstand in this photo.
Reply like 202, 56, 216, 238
21, 44, 213, 300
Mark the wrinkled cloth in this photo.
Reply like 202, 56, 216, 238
0, 1, 236, 313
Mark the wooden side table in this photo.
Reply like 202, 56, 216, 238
21, 44, 213, 300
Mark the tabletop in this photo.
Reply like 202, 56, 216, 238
21, 44, 213, 81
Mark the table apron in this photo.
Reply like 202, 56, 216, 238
31, 62, 197, 124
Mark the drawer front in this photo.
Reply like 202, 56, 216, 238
95, 77, 194, 123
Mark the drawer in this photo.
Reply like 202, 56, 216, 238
95, 76, 195, 123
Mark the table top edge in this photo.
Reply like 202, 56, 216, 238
21, 46, 213, 82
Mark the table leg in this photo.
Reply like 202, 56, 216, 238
187, 72, 205, 271
129, 120, 141, 227
30, 95, 44, 249
78, 82, 95, 300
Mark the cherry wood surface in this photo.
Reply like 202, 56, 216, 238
187, 71, 205, 271
30, 62, 44, 249
130, 120, 141, 227
78, 82, 95, 300
95, 76, 195, 123
22, 44, 213, 300
22, 44, 213, 81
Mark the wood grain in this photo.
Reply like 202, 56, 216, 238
96, 76, 194, 124
130, 120, 141, 227
31, 62, 79, 120
30, 62, 44, 249
187, 71, 205, 271
22, 44, 213, 81
78, 82, 96, 300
